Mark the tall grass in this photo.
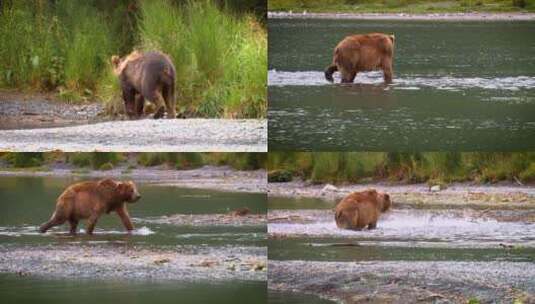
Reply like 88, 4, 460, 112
1, 152, 266, 171
0, 1, 117, 100
133, 0, 267, 118
268, 152, 535, 184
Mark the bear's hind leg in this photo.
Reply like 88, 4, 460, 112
340, 69, 356, 84
382, 58, 393, 84
368, 222, 377, 230
39, 213, 66, 233
69, 219, 79, 235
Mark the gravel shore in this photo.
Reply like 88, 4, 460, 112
0, 119, 267, 152
268, 11, 535, 20
0, 244, 267, 282
268, 180, 535, 207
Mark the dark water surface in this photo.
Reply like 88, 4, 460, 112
0, 176, 267, 303
268, 19, 535, 151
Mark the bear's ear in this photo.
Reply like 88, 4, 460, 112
98, 178, 117, 188
366, 189, 378, 195
111, 55, 120, 67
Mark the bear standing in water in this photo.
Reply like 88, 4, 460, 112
39, 179, 141, 235
325, 33, 395, 84
334, 189, 392, 230
111, 51, 176, 119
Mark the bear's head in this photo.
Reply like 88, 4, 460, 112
378, 192, 392, 212
117, 180, 141, 203
111, 51, 143, 76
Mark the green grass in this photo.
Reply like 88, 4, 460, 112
1, 152, 44, 168
268, 152, 535, 185
67, 152, 122, 169
1, 152, 266, 172
0, 1, 266, 118
135, 152, 265, 170
268, 0, 535, 13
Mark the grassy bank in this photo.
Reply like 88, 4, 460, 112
268, 0, 535, 13
0, 152, 266, 171
0, 0, 266, 118
268, 152, 535, 185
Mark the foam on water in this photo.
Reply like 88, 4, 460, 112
268, 209, 535, 247
0, 225, 155, 237
268, 70, 535, 91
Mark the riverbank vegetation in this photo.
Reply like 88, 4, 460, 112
268, 152, 535, 185
0, 152, 266, 171
268, 0, 535, 13
0, 0, 266, 118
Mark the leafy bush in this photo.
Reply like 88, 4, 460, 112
268, 170, 293, 182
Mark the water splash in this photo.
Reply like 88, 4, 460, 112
0, 225, 155, 237
268, 209, 535, 248
268, 70, 535, 91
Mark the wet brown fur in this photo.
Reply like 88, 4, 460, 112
39, 179, 141, 235
325, 33, 395, 84
111, 51, 176, 119
334, 189, 392, 230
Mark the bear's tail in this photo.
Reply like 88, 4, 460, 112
325, 64, 338, 82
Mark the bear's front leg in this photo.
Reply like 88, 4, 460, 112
122, 86, 138, 119
116, 204, 134, 232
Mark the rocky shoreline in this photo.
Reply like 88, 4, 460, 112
268, 11, 535, 21
0, 165, 267, 194
268, 180, 535, 208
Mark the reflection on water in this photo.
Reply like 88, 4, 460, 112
268, 19, 535, 151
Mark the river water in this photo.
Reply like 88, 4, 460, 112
268, 194, 535, 302
268, 19, 535, 151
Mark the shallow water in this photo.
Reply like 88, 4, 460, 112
267, 195, 535, 301
0, 176, 267, 303
268, 19, 535, 151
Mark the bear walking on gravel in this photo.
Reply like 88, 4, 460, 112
334, 189, 392, 230
325, 33, 395, 84
111, 51, 176, 119
39, 179, 141, 235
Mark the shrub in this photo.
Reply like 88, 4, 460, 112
3, 153, 44, 168
268, 170, 293, 183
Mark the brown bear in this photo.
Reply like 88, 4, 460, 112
334, 189, 392, 230
39, 179, 141, 235
111, 50, 176, 119
325, 33, 395, 84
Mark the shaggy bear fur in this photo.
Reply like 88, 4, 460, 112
39, 179, 141, 235
325, 33, 395, 84
334, 189, 392, 230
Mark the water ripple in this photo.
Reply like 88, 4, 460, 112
269, 70, 535, 91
